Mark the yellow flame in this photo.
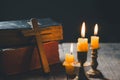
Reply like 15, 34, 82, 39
81, 22, 85, 37
70, 43, 73, 53
94, 24, 98, 35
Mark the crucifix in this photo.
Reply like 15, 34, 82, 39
22, 18, 50, 73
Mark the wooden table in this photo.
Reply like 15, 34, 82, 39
0, 43, 120, 80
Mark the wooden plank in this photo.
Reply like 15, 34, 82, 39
59, 43, 120, 80
96, 43, 120, 80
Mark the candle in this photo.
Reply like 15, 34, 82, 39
65, 53, 74, 74
77, 22, 88, 52
91, 24, 99, 49
65, 43, 74, 63
65, 53, 74, 63
63, 43, 75, 75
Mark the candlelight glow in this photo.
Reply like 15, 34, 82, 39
70, 43, 73, 53
94, 24, 98, 35
81, 22, 86, 37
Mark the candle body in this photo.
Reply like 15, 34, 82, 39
77, 38, 88, 52
91, 36, 99, 49
64, 54, 75, 75
65, 54, 74, 63
65, 64, 74, 75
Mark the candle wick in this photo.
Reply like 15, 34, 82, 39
94, 34, 97, 36
70, 52, 72, 55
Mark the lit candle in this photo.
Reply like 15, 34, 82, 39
65, 43, 74, 63
64, 43, 75, 75
65, 53, 74, 63
77, 22, 88, 52
64, 53, 74, 74
91, 24, 99, 49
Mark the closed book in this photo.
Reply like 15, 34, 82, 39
0, 18, 63, 48
0, 41, 60, 75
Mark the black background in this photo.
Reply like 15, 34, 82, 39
0, 0, 120, 43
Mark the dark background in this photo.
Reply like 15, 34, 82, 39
0, 0, 120, 43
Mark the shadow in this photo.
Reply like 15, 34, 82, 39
87, 69, 110, 80
0, 50, 9, 80
78, 67, 89, 80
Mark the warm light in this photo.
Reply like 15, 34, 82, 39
70, 43, 73, 53
94, 24, 98, 35
81, 22, 86, 38
91, 24, 99, 49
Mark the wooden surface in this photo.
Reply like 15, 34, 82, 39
1, 43, 120, 80
59, 43, 120, 80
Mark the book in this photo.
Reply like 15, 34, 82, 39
0, 18, 63, 48
0, 18, 63, 75
0, 41, 60, 75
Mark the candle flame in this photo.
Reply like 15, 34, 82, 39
94, 24, 98, 35
70, 43, 73, 54
81, 22, 86, 37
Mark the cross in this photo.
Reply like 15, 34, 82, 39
22, 18, 51, 73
